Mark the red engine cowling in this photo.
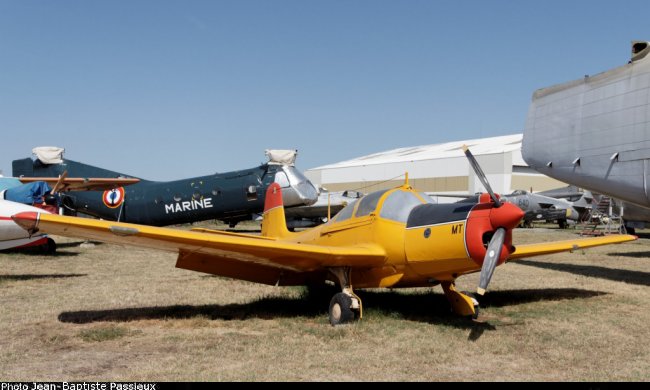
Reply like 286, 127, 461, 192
465, 195, 524, 266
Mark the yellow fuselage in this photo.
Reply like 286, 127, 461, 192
283, 189, 481, 288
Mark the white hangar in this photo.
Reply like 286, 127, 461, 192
305, 134, 565, 198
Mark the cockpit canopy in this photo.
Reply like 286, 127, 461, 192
273, 166, 318, 207
332, 187, 434, 223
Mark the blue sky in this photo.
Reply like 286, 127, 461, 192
1, 0, 648, 180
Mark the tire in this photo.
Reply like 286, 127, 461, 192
329, 293, 354, 326
41, 238, 57, 255
558, 219, 568, 229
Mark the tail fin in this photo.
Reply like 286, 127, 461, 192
261, 183, 292, 238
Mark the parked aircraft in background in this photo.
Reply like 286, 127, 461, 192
11, 147, 635, 325
501, 190, 592, 228
434, 189, 590, 228
1, 174, 138, 252
522, 40, 650, 231
13, 148, 318, 227
284, 188, 364, 229
1, 179, 56, 252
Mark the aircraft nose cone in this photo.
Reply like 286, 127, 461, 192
11, 211, 41, 234
489, 202, 524, 230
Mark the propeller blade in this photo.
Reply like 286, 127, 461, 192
50, 170, 68, 194
462, 145, 501, 207
477, 227, 506, 296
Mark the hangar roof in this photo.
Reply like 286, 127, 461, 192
312, 134, 524, 170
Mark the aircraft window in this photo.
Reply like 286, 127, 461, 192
418, 192, 436, 204
193, 191, 202, 201
274, 172, 290, 188
212, 188, 221, 196
380, 191, 425, 222
246, 185, 258, 201
333, 199, 359, 222
355, 190, 388, 217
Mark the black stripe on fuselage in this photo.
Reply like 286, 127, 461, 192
406, 203, 475, 229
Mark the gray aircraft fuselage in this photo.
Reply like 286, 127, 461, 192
455, 190, 585, 227
522, 41, 650, 213
12, 157, 318, 227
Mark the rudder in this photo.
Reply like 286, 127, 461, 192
261, 183, 292, 238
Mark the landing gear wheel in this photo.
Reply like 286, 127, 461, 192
329, 293, 354, 326
41, 238, 57, 255
558, 219, 568, 229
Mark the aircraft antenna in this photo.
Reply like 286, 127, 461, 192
327, 193, 331, 221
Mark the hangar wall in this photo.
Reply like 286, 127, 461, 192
305, 134, 566, 197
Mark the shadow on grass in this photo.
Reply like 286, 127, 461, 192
1, 248, 80, 257
607, 250, 650, 259
359, 288, 605, 322
517, 259, 650, 286
0, 273, 87, 281
57, 287, 605, 330
1, 241, 103, 256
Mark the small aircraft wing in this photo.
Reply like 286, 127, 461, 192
12, 212, 387, 277
508, 235, 636, 260
18, 177, 140, 192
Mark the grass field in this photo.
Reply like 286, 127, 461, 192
1, 223, 649, 381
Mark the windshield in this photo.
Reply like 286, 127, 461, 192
380, 190, 427, 222
355, 190, 388, 217
333, 199, 359, 222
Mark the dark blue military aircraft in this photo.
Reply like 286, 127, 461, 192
12, 148, 318, 227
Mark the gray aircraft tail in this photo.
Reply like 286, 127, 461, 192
12, 157, 139, 181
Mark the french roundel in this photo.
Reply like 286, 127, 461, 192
103, 187, 125, 208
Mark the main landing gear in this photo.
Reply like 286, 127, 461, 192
441, 281, 479, 319
41, 237, 57, 255
328, 267, 362, 326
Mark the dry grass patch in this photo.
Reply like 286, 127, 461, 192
0, 225, 649, 380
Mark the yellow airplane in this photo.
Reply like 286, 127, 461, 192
11, 148, 636, 325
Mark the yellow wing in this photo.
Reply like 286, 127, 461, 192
509, 234, 636, 260
13, 212, 386, 285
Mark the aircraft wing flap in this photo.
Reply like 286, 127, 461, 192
13, 213, 387, 272
508, 234, 636, 260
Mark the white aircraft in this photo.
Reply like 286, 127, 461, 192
0, 175, 138, 253
0, 198, 56, 252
